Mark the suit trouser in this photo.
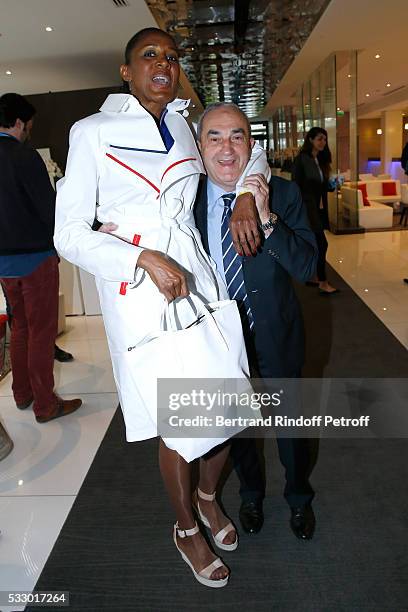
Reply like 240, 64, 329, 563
230, 367, 315, 508
0, 255, 59, 417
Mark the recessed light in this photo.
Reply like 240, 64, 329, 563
386, 83, 391, 87
315, 96, 320, 100
377, 128, 382, 135
337, 107, 340, 111
45, 26, 53, 32
365, 93, 370, 97
347, 74, 351, 78
364, 289, 368, 292
5, 70, 12, 75
383, 307, 387, 311
375, 53, 380, 59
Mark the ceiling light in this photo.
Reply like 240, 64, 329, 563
5, 70, 12, 75
386, 83, 391, 87
365, 93, 370, 97
315, 96, 320, 100
337, 107, 340, 111
375, 53, 380, 59
45, 26, 53, 32
405, 123, 408, 130
377, 128, 382, 135
347, 74, 351, 78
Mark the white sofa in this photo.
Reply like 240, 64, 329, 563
362, 179, 401, 204
401, 183, 408, 204
341, 186, 393, 229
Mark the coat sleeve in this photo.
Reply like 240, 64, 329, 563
291, 154, 304, 188
236, 142, 271, 193
54, 122, 144, 282
264, 180, 318, 283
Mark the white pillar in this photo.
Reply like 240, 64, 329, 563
381, 110, 403, 178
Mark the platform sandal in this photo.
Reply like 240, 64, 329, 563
173, 521, 229, 588
193, 488, 238, 551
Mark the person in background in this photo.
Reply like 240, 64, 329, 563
0, 93, 82, 422
292, 127, 338, 294
2, 288, 73, 362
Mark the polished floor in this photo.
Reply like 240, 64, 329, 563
0, 230, 407, 611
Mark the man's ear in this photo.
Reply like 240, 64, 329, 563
250, 137, 255, 149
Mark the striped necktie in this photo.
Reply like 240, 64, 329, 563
221, 193, 254, 330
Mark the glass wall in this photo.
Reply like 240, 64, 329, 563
271, 51, 360, 233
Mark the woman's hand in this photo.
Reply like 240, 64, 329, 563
137, 250, 189, 302
229, 193, 261, 257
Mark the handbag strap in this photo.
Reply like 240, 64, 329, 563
161, 295, 230, 351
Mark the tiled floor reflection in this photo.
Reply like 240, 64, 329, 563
327, 230, 408, 348
0, 228, 407, 609
0, 316, 117, 611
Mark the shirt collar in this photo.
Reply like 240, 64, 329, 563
0, 131, 19, 141
207, 178, 235, 207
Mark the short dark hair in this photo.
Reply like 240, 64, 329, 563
0, 93, 36, 128
124, 27, 176, 64
197, 102, 251, 141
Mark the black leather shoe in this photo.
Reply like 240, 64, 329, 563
54, 345, 74, 362
239, 501, 264, 534
290, 505, 316, 540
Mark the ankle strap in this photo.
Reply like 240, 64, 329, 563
197, 487, 216, 501
175, 521, 200, 538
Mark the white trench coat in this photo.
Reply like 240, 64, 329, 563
55, 94, 266, 459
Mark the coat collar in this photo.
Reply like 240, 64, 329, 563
99, 93, 190, 116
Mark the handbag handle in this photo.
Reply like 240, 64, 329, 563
160, 295, 230, 351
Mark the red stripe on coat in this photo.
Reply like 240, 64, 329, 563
161, 157, 197, 181
106, 153, 160, 194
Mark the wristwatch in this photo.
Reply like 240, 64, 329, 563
260, 212, 278, 232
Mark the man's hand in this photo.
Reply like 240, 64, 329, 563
229, 192, 261, 256
137, 250, 189, 302
242, 174, 270, 225
98, 221, 119, 234
98, 222, 118, 233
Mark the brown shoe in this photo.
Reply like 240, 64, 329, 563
16, 397, 34, 410
35, 397, 82, 423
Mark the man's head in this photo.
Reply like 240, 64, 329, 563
197, 102, 254, 191
0, 93, 35, 141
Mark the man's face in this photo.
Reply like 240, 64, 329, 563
198, 107, 254, 191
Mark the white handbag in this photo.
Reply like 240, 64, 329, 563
124, 295, 250, 462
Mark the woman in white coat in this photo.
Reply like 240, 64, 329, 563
55, 28, 265, 588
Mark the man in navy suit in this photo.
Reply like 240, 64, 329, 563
194, 102, 318, 539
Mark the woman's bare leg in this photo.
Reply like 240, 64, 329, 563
158, 439, 228, 580
198, 443, 236, 545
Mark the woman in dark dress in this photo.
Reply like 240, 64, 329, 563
292, 127, 338, 294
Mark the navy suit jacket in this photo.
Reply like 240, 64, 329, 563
194, 175, 318, 377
